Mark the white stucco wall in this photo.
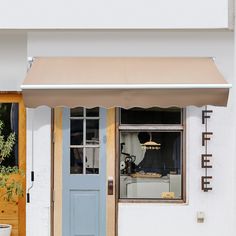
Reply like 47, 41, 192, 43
0, 29, 234, 236
0, 32, 27, 91
26, 107, 51, 236
0, 0, 230, 29
0, 33, 52, 236
26, 30, 236, 236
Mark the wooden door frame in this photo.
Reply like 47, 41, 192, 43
53, 107, 117, 236
106, 108, 117, 236
0, 92, 26, 236
53, 107, 63, 236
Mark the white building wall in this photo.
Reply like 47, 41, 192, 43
27, 30, 236, 236
0, 0, 230, 29
0, 32, 27, 91
26, 107, 51, 236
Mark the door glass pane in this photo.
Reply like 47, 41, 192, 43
121, 107, 182, 124
71, 120, 83, 145
71, 107, 84, 117
85, 147, 99, 174
71, 148, 83, 174
86, 107, 99, 117
86, 120, 99, 145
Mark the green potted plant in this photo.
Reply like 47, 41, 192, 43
0, 120, 23, 236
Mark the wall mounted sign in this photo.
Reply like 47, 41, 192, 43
201, 107, 213, 192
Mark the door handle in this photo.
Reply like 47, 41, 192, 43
108, 177, 114, 195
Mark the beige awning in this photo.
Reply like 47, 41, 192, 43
21, 57, 231, 108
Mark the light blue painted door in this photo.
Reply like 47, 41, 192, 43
62, 108, 106, 236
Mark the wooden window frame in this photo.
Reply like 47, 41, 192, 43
116, 108, 186, 204
0, 92, 26, 236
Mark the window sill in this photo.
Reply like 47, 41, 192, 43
118, 198, 186, 204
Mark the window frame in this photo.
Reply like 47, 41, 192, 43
116, 108, 186, 203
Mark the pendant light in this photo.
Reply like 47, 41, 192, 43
141, 132, 161, 150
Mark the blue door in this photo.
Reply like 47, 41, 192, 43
62, 107, 106, 236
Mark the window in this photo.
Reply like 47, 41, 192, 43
70, 107, 100, 174
0, 103, 19, 167
119, 107, 185, 201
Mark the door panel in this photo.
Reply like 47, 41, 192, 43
62, 108, 106, 236
70, 191, 99, 236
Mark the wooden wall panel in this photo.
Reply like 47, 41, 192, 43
0, 201, 18, 236
0, 93, 26, 236
0, 202, 18, 219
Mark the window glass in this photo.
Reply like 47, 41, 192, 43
70, 148, 83, 174
0, 103, 19, 167
70, 120, 83, 145
86, 108, 99, 117
121, 107, 181, 125
85, 147, 99, 174
86, 120, 99, 145
70, 107, 84, 117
